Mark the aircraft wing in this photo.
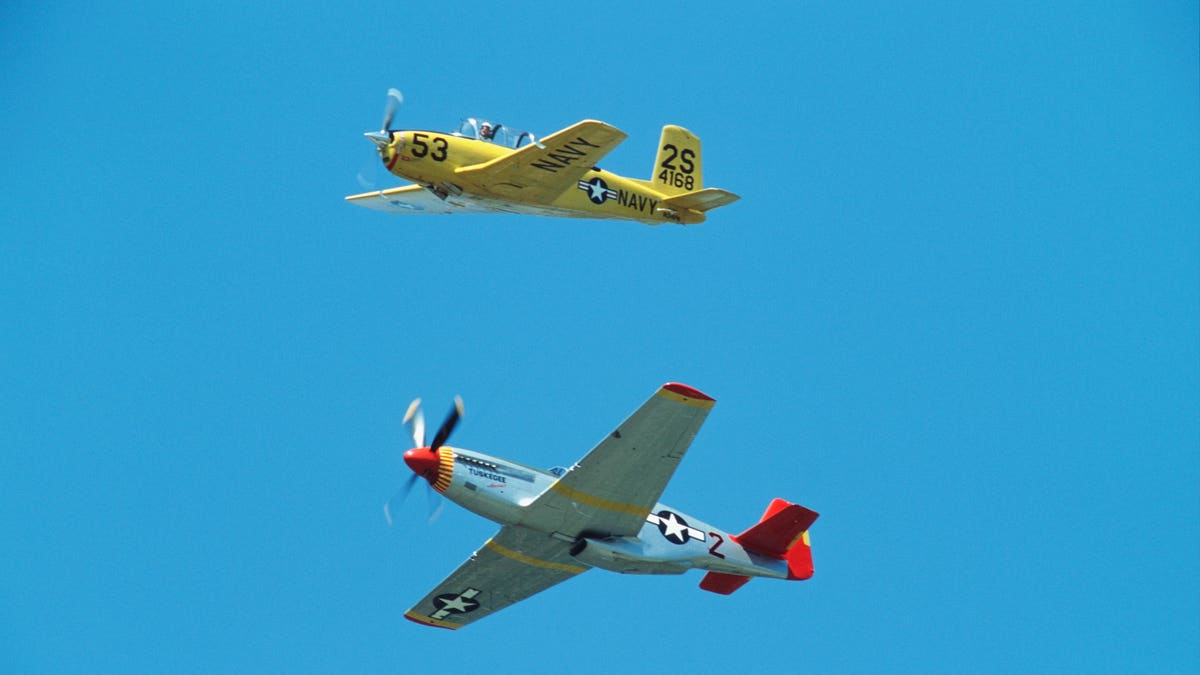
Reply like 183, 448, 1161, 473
454, 120, 627, 202
520, 383, 715, 539
404, 525, 588, 630
344, 184, 494, 214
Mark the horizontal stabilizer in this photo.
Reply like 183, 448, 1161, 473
660, 188, 740, 213
699, 571, 752, 595
735, 498, 819, 558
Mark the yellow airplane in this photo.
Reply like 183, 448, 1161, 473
345, 89, 739, 225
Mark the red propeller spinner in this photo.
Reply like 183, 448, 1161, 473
401, 396, 463, 487
403, 446, 441, 483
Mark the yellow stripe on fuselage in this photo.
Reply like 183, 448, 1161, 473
485, 539, 588, 575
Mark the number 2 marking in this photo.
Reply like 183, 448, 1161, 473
708, 532, 726, 559
661, 143, 679, 170
659, 143, 696, 189
660, 144, 696, 174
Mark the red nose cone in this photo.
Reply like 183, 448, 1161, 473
404, 447, 440, 483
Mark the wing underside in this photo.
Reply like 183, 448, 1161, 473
519, 383, 715, 540
404, 525, 587, 630
345, 184, 495, 214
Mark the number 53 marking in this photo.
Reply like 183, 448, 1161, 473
411, 132, 448, 161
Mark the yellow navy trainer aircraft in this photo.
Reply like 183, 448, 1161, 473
392, 383, 818, 630
346, 89, 739, 225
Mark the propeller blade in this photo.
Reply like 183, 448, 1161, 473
381, 87, 403, 133
427, 487, 446, 525
383, 473, 420, 526
428, 396, 464, 452
356, 155, 381, 190
402, 398, 425, 447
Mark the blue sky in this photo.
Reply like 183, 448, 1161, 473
2, 2, 1197, 672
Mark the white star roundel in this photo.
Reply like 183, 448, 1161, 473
647, 510, 706, 545
431, 588, 481, 619
577, 177, 617, 204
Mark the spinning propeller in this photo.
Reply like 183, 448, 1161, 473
384, 395, 463, 525
365, 87, 403, 150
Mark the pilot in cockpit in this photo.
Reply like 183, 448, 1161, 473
479, 122, 499, 141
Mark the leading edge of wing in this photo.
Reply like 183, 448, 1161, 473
519, 383, 716, 539
404, 526, 588, 630
345, 184, 492, 214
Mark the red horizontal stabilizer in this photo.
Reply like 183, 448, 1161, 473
700, 571, 752, 595
734, 498, 820, 558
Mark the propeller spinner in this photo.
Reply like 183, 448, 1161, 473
385, 395, 462, 525
404, 396, 462, 482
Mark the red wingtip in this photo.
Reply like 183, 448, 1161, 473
404, 612, 458, 630
662, 382, 714, 401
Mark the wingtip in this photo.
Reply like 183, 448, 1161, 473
662, 382, 714, 401
403, 610, 461, 630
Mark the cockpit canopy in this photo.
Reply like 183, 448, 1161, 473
455, 118, 538, 149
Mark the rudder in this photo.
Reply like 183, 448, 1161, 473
786, 529, 815, 581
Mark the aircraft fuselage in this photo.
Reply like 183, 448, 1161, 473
431, 446, 792, 580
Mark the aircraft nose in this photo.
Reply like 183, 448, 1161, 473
404, 447, 440, 483
364, 131, 391, 148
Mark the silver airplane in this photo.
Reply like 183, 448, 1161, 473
394, 383, 819, 630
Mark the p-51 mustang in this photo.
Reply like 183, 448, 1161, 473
346, 89, 739, 225
394, 383, 818, 630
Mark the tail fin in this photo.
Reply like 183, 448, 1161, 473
699, 498, 819, 594
739, 498, 818, 578
651, 125, 703, 196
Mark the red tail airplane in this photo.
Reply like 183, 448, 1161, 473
393, 383, 818, 630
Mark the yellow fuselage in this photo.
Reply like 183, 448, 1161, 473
379, 131, 696, 225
